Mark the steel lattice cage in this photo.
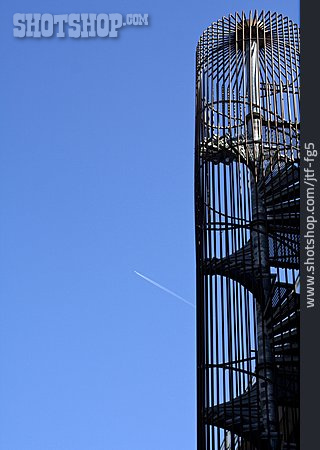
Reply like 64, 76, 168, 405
195, 11, 300, 450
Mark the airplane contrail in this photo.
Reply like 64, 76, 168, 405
134, 271, 195, 309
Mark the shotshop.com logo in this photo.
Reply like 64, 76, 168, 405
13, 13, 149, 38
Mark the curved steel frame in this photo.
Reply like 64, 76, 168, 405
195, 11, 300, 450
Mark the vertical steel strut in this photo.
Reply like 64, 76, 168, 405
245, 28, 278, 449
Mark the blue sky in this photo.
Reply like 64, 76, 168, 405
0, 1, 299, 449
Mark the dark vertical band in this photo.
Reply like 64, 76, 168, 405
300, 1, 320, 448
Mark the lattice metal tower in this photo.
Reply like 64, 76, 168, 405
195, 11, 300, 450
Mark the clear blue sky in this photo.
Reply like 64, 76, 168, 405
0, 1, 298, 449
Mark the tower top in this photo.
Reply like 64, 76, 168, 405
236, 17, 269, 49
